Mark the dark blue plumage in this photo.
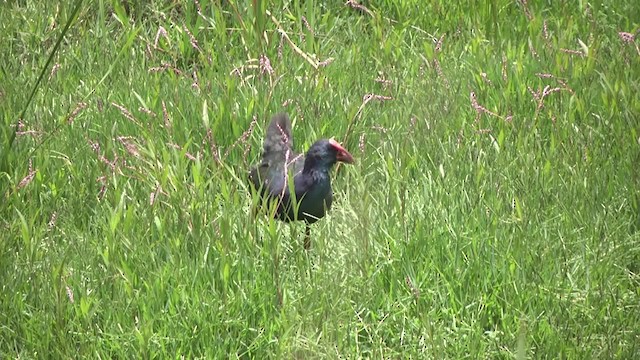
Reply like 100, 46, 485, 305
249, 113, 354, 249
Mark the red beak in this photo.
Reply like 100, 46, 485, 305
329, 138, 354, 164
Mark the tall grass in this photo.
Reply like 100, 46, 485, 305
1, 0, 638, 358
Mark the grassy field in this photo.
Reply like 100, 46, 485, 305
1, 0, 639, 358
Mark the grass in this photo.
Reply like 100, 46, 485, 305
1, 0, 639, 358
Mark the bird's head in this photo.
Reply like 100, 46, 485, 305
304, 138, 354, 171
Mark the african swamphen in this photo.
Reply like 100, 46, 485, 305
249, 113, 354, 249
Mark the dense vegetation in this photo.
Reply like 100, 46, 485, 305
1, 0, 639, 358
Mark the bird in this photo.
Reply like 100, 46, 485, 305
249, 113, 354, 249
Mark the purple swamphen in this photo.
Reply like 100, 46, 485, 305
249, 113, 354, 249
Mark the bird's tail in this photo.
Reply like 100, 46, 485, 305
263, 113, 293, 154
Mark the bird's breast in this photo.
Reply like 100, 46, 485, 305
294, 177, 332, 223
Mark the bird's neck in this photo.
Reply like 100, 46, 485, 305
303, 164, 330, 181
